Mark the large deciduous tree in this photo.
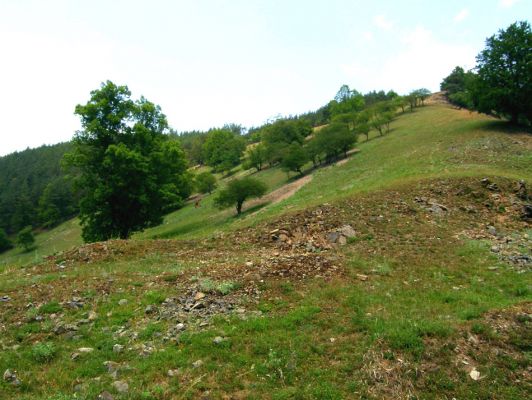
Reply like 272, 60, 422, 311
202, 129, 246, 173
67, 81, 192, 242
472, 21, 531, 124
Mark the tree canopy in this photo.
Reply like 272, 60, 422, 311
202, 129, 246, 173
473, 21, 531, 124
67, 81, 192, 242
16, 226, 35, 252
214, 177, 267, 215
195, 171, 217, 194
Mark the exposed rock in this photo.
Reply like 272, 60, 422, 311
53, 323, 79, 335
194, 292, 206, 301
145, 305, 156, 314
77, 347, 94, 353
469, 368, 480, 381
118, 299, 128, 306
192, 359, 203, 369
3, 369, 20, 386
338, 225, 356, 238
167, 369, 181, 377
113, 344, 124, 353
487, 183, 499, 192
326, 231, 341, 244
103, 361, 123, 378
97, 391, 115, 400
487, 225, 498, 236
0, 295, 11, 302
112, 380, 129, 393
356, 274, 369, 281
88, 311, 98, 321
213, 336, 225, 345
521, 204, 532, 220
67, 297, 84, 309
516, 180, 528, 200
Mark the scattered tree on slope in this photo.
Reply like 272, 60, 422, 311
67, 81, 193, 242
214, 177, 267, 215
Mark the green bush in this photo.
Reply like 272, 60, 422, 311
32, 342, 57, 363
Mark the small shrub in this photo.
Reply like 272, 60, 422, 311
32, 342, 57, 363
40, 301, 62, 314
199, 278, 239, 295
143, 290, 166, 305
139, 323, 163, 340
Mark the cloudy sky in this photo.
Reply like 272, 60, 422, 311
0, 0, 529, 155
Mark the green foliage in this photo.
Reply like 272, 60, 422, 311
143, 290, 167, 305
441, 66, 467, 95
175, 130, 208, 165
195, 171, 217, 194
281, 143, 308, 175
198, 278, 239, 295
472, 21, 531, 124
307, 122, 357, 163
262, 119, 312, 146
202, 129, 246, 172
329, 93, 365, 116
39, 301, 62, 314
66, 81, 192, 242
16, 226, 35, 251
38, 176, 78, 228
244, 143, 267, 171
0, 228, 13, 253
31, 342, 57, 363
260, 119, 312, 168
214, 177, 267, 215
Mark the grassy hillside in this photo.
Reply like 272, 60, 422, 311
0, 102, 530, 399
3, 102, 529, 267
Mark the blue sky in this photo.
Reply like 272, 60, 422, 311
0, 0, 530, 155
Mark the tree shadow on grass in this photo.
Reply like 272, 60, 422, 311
477, 120, 531, 136
238, 202, 270, 218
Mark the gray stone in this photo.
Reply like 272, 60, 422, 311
98, 391, 115, 400
3, 369, 15, 382
338, 225, 356, 238
145, 305, 156, 314
113, 344, 124, 353
175, 323, 186, 332
521, 204, 532, 220
167, 369, 181, 377
487, 225, 498, 236
118, 299, 128, 306
2, 369, 20, 386
0, 295, 11, 302
112, 380, 129, 393
192, 359, 203, 368
77, 347, 94, 353
213, 336, 225, 345
326, 231, 341, 243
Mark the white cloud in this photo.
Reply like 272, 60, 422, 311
373, 15, 393, 30
453, 8, 469, 22
362, 31, 374, 42
499, 0, 520, 7
340, 26, 477, 94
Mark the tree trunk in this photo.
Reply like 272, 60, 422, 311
236, 201, 243, 215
